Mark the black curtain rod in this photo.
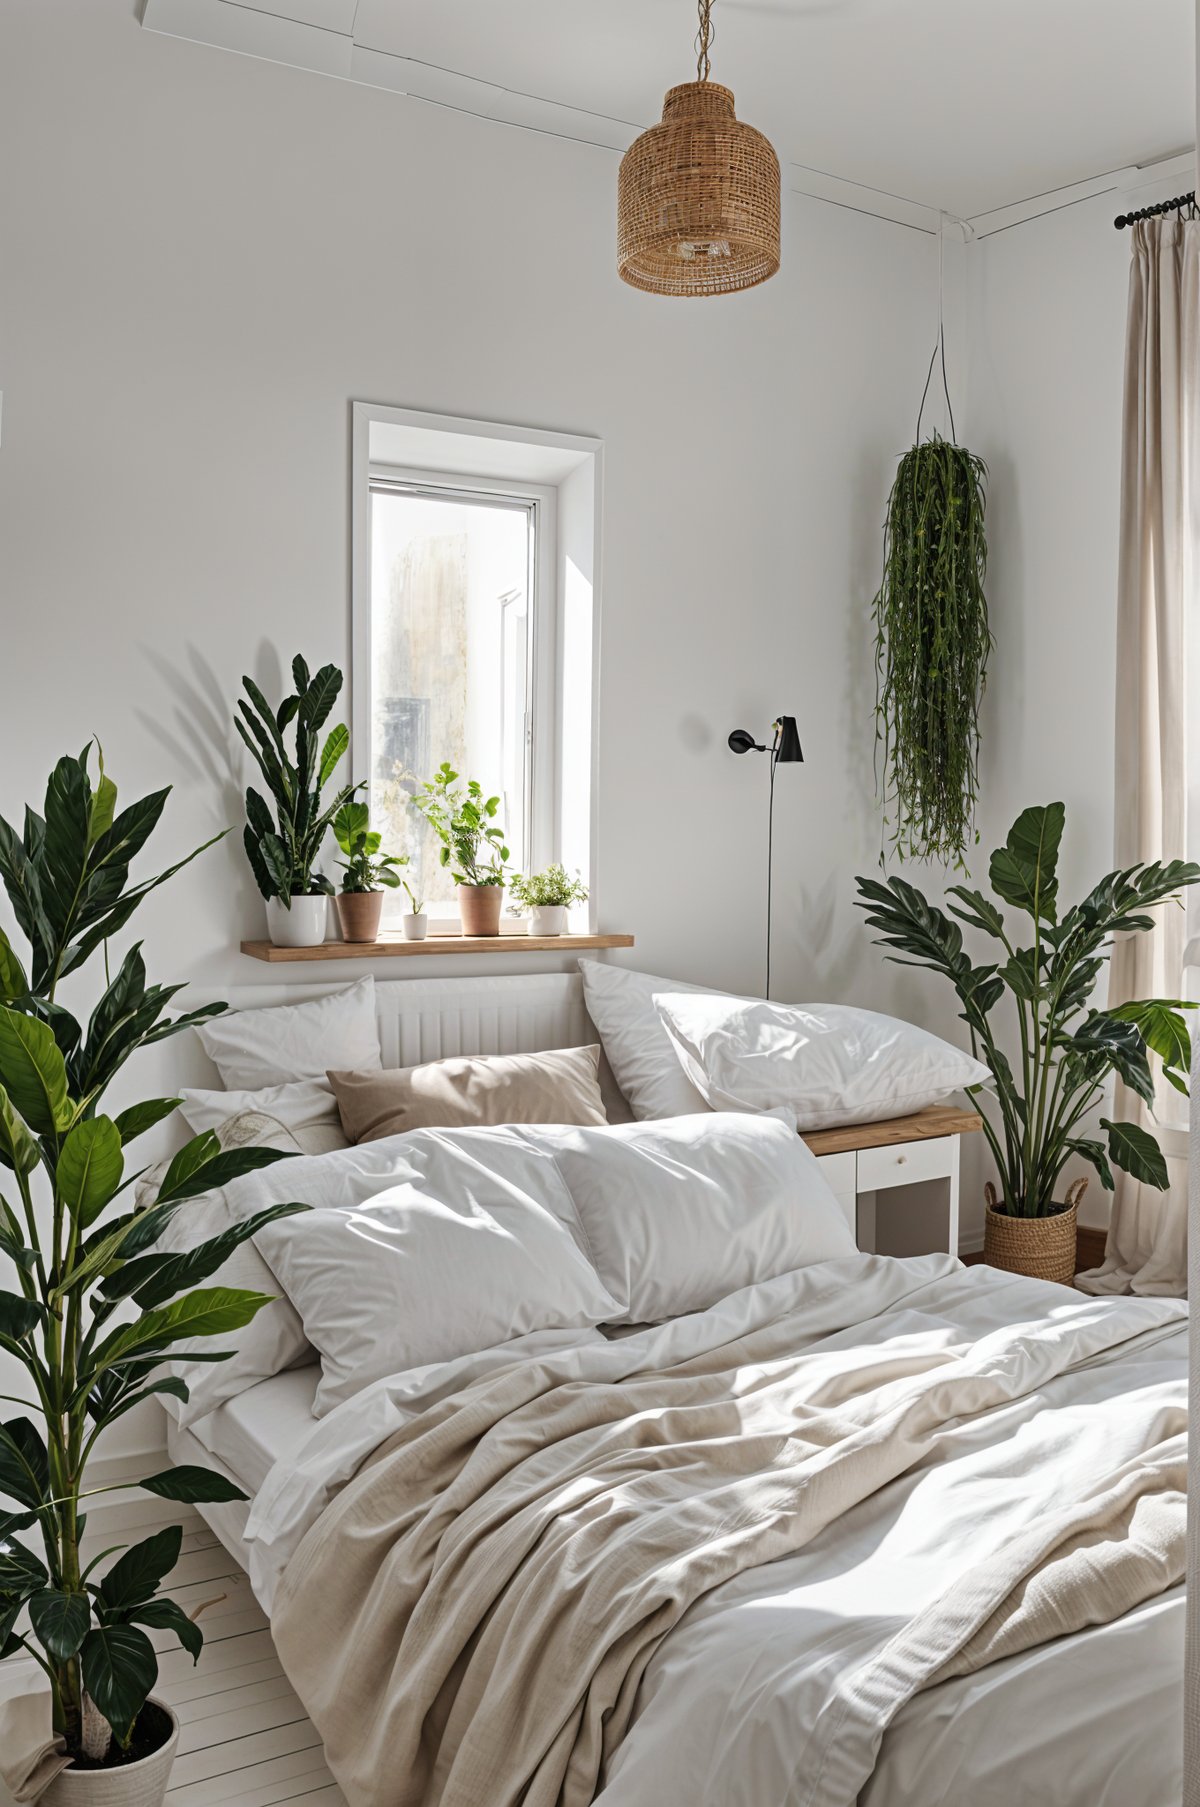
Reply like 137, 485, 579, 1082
1114, 191, 1196, 229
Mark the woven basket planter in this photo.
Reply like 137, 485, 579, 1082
983, 1178, 1085, 1287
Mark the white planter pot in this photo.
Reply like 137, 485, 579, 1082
528, 905, 567, 937
43, 1701, 179, 1807
265, 895, 327, 948
402, 913, 429, 941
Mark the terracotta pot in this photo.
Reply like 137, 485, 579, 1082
265, 895, 327, 948
528, 904, 567, 937
336, 891, 384, 943
982, 1178, 1085, 1287
43, 1700, 179, 1807
457, 884, 503, 936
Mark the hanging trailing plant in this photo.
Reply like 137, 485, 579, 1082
873, 337, 992, 868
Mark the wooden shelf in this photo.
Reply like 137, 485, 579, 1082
240, 932, 635, 963
801, 1104, 983, 1158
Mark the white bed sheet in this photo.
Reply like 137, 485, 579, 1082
183, 1363, 321, 1496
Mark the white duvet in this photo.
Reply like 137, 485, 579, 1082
244, 1252, 1187, 1806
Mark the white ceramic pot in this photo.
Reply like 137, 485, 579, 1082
402, 913, 429, 941
265, 895, 327, 948
528, 904, 567, 937
43, 1701, 179, 1807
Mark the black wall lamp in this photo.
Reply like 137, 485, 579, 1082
728, 715, 804, 999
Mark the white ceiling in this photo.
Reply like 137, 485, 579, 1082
145, 0, 1195, 221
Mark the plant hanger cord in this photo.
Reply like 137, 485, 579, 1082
916, 213, 957, 444
695, 0, 715, 82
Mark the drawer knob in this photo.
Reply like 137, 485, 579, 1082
896, 1153, 907, 1164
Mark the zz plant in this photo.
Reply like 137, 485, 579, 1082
856, 803, 1200, 1217
0, 748, 304, 1764
239, 655, 363, 906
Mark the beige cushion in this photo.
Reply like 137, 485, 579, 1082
328, 1045, 608, 1143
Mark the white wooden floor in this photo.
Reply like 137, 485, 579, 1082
2, 1497, 346, 1807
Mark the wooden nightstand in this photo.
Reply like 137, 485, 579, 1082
802, 1105, 983, 1258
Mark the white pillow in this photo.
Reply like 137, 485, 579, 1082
180, 1078, 350, 1157
226, 1128, 622, 1416
579, 961, 714, 1121
525, 1114, 855, 1323
654, 993, 990, 1131
196, 976, 381, 1090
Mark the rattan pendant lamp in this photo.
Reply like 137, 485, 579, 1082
617, 0, 781, 297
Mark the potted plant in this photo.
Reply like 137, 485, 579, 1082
400, 878, 427, 942
331, 802, 407, 944
509, 865, 589, 937
237, 656, 364, 948
0, 747, 306, 1801
411, 765, 509, 937
856, 804, 1200, 1284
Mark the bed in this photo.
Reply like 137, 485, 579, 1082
154, 971, 1187, 1807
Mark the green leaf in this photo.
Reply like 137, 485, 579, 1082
1066, 1137, 1115, 1191
88, 771, 118, 850
1108, 999, 1195, 1087
1000, 947, 1043, 1003
0, 1009, 71, 1135
1101, 1118, 1170, 1190
41, 754, 92, 941
988, 803, 1066, 923
139, 1465, 249, 1505
300, 664, 343, 736
0, 931, 28, 1005
95, 1287, 277, 1369
320, 724, 350, 787
0, 1292, 41, 1340
126, 1597, 203, 1661
944, 887, 1007, 942
113, 1098, 182, 1145
1069, 1015, 1155, 1108
154, 1140, 292, 1212
98, 1525, 182, 1612
57, 1117, 124, 1228
100, 1203, 307, 1310
0, 1084, 41, 1177
332, 800, 369, 856
0, 1417, 49, 1510
0, 1536, 47, 1597
28, 1588, 91, 1662
291, 653, 310, 694
81, 1623, 158, 1742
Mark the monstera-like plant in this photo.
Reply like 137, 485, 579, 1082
856, 805, 1200, 1232
0, 747, 304, 1780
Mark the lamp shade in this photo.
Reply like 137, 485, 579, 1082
617, 82, 781, 297
774, 715, 804, 763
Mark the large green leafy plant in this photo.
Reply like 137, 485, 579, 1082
856, 803, 1200, 1217
239, 656, 363, 906
411, 765, 509, 887
872, 433, 991, 867
0, 749, 304, 1763
332, 802, 407, 895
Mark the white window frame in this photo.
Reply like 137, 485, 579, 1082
351, 403, 602, 932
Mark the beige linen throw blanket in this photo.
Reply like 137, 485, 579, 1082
270, 1264, 1186, 1807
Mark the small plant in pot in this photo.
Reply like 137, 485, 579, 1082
238, 656, 363, 948
411, 765, 509, 937
856, 804, 1200, 1285
331, 803, 407, 943
400, 878, 427, 942
509, 865, 589, 938
0, 747, 306, 1804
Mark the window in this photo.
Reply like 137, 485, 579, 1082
352, 406, 600, 930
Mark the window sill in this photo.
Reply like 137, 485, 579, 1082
240, 933, 634, 963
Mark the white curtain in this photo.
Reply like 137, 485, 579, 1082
1077, 216, 1199, 1299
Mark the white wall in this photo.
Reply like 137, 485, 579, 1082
0, 0, 943, 1455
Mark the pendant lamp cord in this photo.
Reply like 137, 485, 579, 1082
916, 212, 957, 443
766, 720, 779, 1000
696, 0, 715, 82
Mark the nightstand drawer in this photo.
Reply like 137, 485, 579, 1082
814, 1151, 856, 1196
858, 1136, 954, 1192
